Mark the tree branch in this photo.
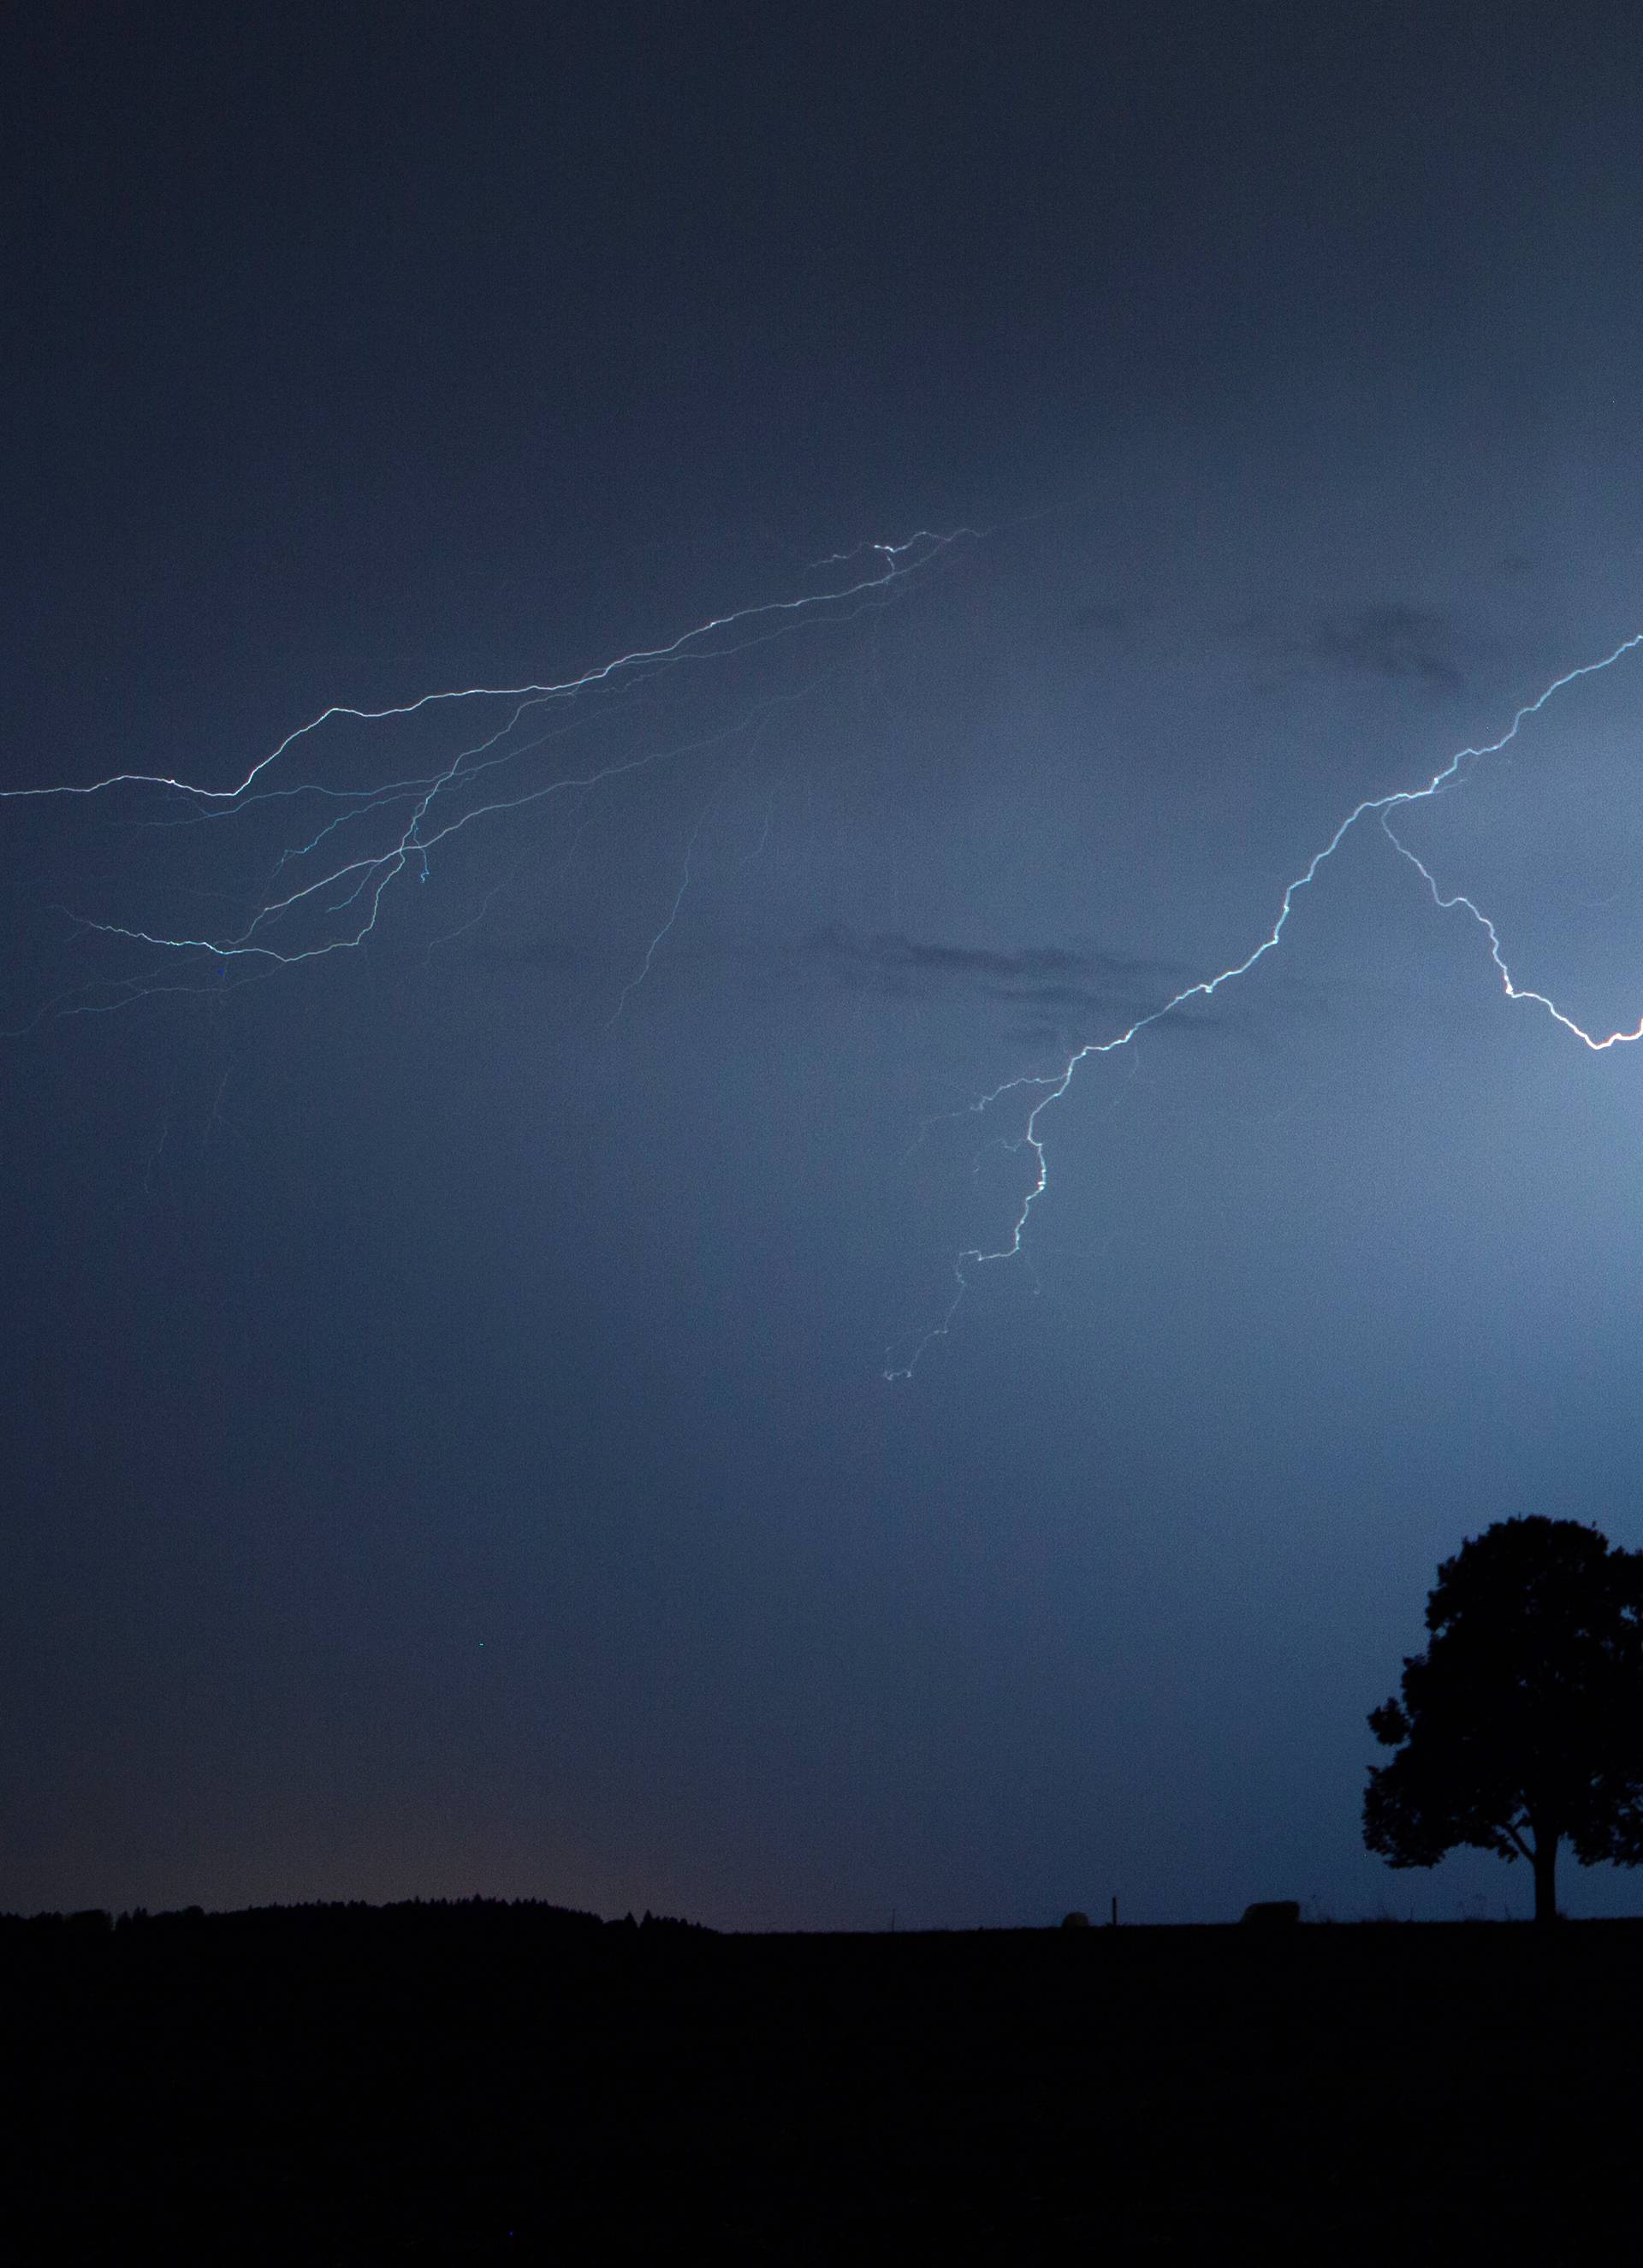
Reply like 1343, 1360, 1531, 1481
1501, 1817, 1534, 1862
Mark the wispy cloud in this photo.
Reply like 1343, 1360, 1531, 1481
1310, 602, 1464, 691
807, 923, 1215, 1040
1229, 599, 1467, 696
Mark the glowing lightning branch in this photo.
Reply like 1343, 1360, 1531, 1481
608, 797, 711, 1026
1, 532, 970, 1013
3, 536, 959, 808
884, 629, 1643, 1378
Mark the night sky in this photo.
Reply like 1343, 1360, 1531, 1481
8, 3, 1643, 1928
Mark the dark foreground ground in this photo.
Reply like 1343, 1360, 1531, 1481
3, 1902, 1639, 2263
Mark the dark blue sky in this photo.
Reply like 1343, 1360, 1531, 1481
7, 3, 1643, 1926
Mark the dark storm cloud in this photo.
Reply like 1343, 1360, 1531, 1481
810, 924, 1157, 992
1228, 601, 1467, 696
809, 924, 1211, 1033
1311, 603, 1465, 692
816, 930, 1106, 986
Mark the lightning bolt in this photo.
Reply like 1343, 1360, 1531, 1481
0, 530, 970, 1012
8, 529, 1642, 1384
883, 629, 1643, 1379
4, 535, 959, 809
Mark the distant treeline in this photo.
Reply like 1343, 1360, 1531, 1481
0, 1896, 714, 1945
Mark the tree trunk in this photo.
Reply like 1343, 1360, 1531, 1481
1532, 1833, 1559, 1927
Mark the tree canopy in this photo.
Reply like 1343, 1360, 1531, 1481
1363, 1516, 1643, 1924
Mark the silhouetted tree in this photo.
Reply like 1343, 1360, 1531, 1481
1364, 1516, 1643, 1925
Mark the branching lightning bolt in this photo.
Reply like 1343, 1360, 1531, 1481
4, 536, 956, 810
883, 628, 1643, 1378
0, 532, 968, 1022
8, 527, 1642, 1385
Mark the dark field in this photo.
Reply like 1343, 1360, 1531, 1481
3, 1903, 1638, 2262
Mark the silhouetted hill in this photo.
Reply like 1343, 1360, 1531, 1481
3, 1910, 1640, 2260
